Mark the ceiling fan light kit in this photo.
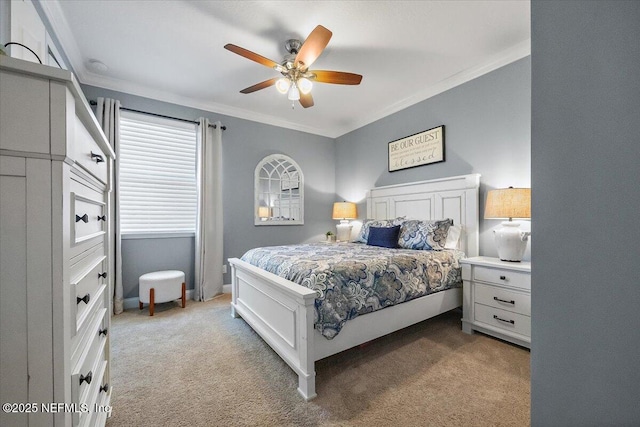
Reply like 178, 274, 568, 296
224, 25, 362, 109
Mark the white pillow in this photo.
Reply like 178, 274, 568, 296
444, 224, 463, 249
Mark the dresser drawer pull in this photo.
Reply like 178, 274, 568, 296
91, 151, 104, 163
100, 383, 109, 393
97, 215, 106, 221
99, 328, 108, 337
75, 214, 89, 223
76, 293, 90, 305
98, 272, 107, 279
79, 371, 93, 385
493, 314, 515, 325
493, 296, 515, 305
499, 275, 506, 280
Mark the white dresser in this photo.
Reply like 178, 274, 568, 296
0, 56, 114, 426
461, 256, 531, 348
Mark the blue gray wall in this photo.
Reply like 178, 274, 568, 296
335, 57, 531, 260
82, 85, 336, 299
531, 1, 640, 425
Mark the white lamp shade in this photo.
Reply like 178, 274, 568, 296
332, 202, 357, 220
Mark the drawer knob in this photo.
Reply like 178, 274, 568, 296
100, 383, 109, 393
76, 293, 90, 305
98, 272, 107, 279
97, 215, 106, 222
91, 151, 104, 163
493, 296, 515, 305
75, 214, 89, 223
499, 275, 506, 280
79, 371, 93, 385
493, 314, 515, 325
99, 328, 108, 337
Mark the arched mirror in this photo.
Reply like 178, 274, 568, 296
255, 154, 304, 225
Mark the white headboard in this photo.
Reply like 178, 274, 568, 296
366, 174, 480, 257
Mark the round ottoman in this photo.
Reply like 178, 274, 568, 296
138, 270, 186, 316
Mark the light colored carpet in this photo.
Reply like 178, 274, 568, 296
106, 294, 529, 426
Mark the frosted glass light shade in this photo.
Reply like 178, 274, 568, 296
332, 202, 357, 220
275, 78, 291, 94
298, 78, 313, 94
287, 84, 300, 101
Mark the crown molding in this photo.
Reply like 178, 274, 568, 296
37, 0, 87, 80
337, 39, 531, 137
39, 0, 531, 139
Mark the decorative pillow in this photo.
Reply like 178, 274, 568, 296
444, 224, 463, 249
354, 217, 405, 243
398, 218, 453, 250
367, 225, 401, 248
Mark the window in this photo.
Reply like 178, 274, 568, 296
119, 111, 198, 235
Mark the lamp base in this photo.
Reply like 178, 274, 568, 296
493, 221, 531, 262
336, 221, 352, 242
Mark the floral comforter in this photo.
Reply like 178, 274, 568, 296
241, 242, 464, 339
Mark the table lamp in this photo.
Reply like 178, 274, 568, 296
484, 187, 531, 262
258, 206, 271, 221
332, 202, 357, 241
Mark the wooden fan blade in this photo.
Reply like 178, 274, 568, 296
299, 92, 314, 108
310, 70, 363, 85
294, 25, 332, 70
224, 44, 280, 69
240, 78, 278, 94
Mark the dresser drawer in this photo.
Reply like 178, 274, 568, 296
473, 266, 530, 290
474, 303, 531, 338
89, 361, 112, 427
71, 306, 108, 369
73, 115, 108, 184
71, 258, 107, 336
70, 241, 105, 280
72, 346, 107, 427
475, 283, 531, 316
72, 192, 106, 245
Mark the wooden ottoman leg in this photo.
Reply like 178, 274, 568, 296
150, 288, 155, 316
139, 301, 143, 310
181, 282, 186, 308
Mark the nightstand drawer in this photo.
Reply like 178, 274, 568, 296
474, 303, 530, 338
473, 266, 530, 290
475, 283, 530, 316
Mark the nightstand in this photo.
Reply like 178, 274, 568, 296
461, 256, 531, 348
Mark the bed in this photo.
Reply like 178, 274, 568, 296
228, 173, 480, 400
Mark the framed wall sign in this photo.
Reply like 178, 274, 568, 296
388, 125, 445, 172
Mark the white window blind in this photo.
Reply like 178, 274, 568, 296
119, 111, 198, 234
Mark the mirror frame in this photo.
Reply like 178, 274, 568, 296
254, 154, 304, 226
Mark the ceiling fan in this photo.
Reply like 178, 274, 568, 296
224, 25, 362, 108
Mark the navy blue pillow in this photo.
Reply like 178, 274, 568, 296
367, 225, 401, 248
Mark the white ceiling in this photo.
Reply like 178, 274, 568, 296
41, 1, 530, 138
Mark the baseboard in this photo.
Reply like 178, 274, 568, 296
123, 286, 231, 309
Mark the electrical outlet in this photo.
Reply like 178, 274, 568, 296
222, 264, 227, 274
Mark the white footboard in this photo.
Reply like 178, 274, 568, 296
228, 258, 318, 400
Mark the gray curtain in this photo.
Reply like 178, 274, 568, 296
95, 97, 124, 314
194, 119, 224, 300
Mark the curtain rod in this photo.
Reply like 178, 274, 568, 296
89, 100, 227, 130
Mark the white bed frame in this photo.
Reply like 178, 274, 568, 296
229, 174, 480, 400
